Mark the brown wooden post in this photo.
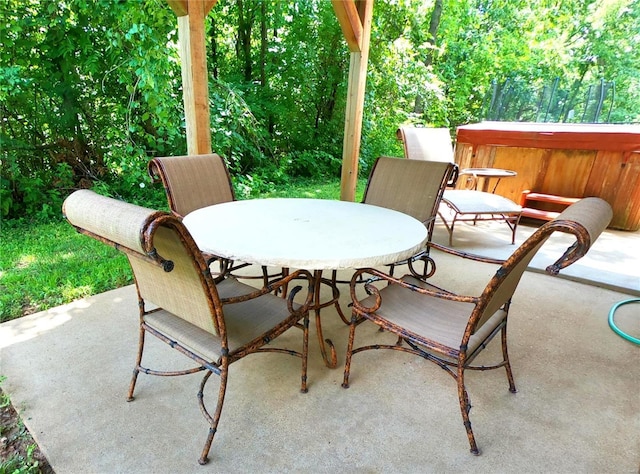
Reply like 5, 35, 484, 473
168, 0, 218, 155
332, 0, 373, 202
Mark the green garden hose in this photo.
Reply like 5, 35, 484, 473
608, 298, 640, 345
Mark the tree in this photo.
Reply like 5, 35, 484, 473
0, 0, 184, 218
412, 0, 443, 114
1, 0, 638, 220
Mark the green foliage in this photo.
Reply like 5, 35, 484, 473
209, 78, 274, 173
0, 0, 185, 219
0, 160, 75, 220
260, 176, 366, 200
1, 0, 639, 221
229, 149, 343, 199
0, 436, 41, 474
232, 167, 286, 200
430, 0, 640, 125
283, 150, 342, 178
207, 0, 349, 159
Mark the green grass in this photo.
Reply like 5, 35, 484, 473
260, 176, 366, 200
0, 177, 366, 323
0, 219, 132, 323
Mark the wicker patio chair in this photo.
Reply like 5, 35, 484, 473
342, 197, 612, 456
63, 189, 313, 465
148, 153, 285, 285
361, 156, 457, 278
398, 126, 523, 246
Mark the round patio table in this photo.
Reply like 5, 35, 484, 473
183, 198, 428, 367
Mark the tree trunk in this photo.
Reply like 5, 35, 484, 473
413, 0, 443, 114
237, 0, 253, 81
210, 15, 219, 80
260, 1, 267, 87
425, 0, 443, 68
562, 63, 590, 122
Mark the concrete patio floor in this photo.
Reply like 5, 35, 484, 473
1, 221, 638, 473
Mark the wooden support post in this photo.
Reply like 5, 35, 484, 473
334, 0, 373, 202
174, 0, 217, 155
340, 53, 366, 201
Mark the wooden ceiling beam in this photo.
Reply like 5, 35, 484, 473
203, 0, 218, 15
331, 0, 363, 52
167, 0, 218, 17
166, 0, 188, 17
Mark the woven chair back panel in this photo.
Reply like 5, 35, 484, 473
364, 158, 452, 224
155, 154, 234, 217
129, 225, 219, 336
399, 127, 455, 163
63, 189, 155, 254
474, 238, 548, 332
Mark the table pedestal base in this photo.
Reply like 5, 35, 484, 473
313, 270, 349, 368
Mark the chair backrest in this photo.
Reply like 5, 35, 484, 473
397, 126, 455, 163
63, 189, 222, 336
148, 154, 235, 218
363, 157, 456, 227
468, 197, 613, 337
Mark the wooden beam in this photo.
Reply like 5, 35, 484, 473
177, 1, 212, 154
168, 0, 217, 17
167, 0, 188, 17
338, 0, 373, 201
331, 0, 363, 52
203, 0, 218, 14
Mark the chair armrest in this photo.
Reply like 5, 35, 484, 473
542, 197, 612, 274
350, 267, 479, 313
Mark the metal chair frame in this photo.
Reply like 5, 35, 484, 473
63, 189, 313, 465
342, 197, 613, 455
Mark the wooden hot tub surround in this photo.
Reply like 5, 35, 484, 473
454, 122, 640, 231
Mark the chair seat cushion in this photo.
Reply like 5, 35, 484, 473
144, 278, 302, 362
442, 190, 522, 215
145, 309, 223, 361
360, 276, 507, 359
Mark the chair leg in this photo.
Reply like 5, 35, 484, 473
501, 326, 517, 393
329, 270, 351, 325
198, 367, 228, 465
341, 312, 358, 388
457, 369, 480, 455
449, 215, 458, 246
126, 325, 146, 402
300, 314, 309, 393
